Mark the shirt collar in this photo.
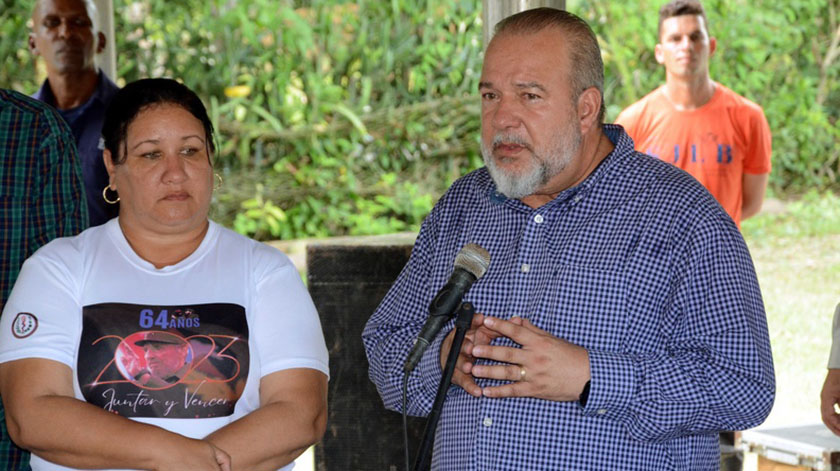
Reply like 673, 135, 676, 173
32, 69, 113, 111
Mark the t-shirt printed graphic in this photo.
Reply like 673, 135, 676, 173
78, 302, 249, 419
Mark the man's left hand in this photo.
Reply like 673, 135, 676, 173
470, 316, 590, 402
821, 369, 840, 435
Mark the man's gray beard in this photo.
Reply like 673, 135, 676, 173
481, 128, 580, 200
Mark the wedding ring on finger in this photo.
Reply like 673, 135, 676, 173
519, 366, 527, 382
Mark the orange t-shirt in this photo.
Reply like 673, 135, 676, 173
615, 84, 772, 224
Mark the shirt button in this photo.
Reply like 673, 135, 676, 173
534, 214, 544, 223
483, 417, 493, 427
573, 195, 582, 203
597, 409, 607, 415
520, 263, 530, 273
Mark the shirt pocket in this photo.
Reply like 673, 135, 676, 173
536, 265, 628, 351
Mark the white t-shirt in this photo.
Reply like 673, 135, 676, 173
0, 218, 329, 471
829, 303, 840, 368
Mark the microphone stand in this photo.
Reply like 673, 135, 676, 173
412, 302, 476, 471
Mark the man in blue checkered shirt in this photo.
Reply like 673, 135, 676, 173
363, 7, 774, 471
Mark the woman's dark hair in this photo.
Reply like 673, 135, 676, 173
102, 78, 216, 164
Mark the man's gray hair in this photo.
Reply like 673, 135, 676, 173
493, 7, 605, 124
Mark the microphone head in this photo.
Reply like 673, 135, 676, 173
454, 243, 491, 279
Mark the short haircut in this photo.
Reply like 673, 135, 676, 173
32, 0, 100, 33
493, 7, 605, 124
658, 0, 708, 39
102, 78, 216, 165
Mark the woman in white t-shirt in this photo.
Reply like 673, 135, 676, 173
0, 78, 329, 471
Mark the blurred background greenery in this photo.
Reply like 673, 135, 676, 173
2, 0, 837, 241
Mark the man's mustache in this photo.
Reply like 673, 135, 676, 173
492, 133, 532, 151
53, 41, 84, 54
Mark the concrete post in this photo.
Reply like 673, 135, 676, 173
94, 0, 117, 81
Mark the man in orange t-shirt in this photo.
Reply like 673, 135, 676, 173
615, 0, 771, 225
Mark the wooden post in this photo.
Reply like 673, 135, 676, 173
481, 0, 566, 48
93, 0, 117, 81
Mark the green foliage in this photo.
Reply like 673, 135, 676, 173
124, 0, 483, 240
742, 190, 840, 240
0, 1, 39, 93
2, 0, 838, 240
575, 0, 840, 190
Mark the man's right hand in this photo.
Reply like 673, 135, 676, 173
440, 313, 522, 397
821, 369, 840, 436
157, 439, 231, 471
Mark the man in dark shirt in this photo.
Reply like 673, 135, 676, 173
29, 0, 119, 226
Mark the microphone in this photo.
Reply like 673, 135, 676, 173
403, 243, 491, 373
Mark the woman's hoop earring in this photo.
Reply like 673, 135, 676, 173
214, 173, 223, 191
102, 185, 120, 204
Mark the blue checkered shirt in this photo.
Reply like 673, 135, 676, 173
362, 125, 774, 470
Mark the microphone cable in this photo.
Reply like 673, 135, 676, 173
402, 371, 410, 471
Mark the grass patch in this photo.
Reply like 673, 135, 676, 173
742, 190, 840, 240
742, 191, 840, 428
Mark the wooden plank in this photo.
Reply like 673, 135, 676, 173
757, 456, 811, 471
308, 244, 423, 471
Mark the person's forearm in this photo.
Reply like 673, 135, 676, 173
205, 399, 327, 471
8, 394, 203, 470
741, 173, 769, 221
741, 197, 763, 220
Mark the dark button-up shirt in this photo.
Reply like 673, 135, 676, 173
33, 70, 119, 226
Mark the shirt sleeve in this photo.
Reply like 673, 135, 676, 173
581, 211, 775, 441
827, 303, 840, 368
32, 111, 89, 247
741, 106, 772, 175
0, 247, 81, 367
362, 210, 443, 417
251, 249, 329, 378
